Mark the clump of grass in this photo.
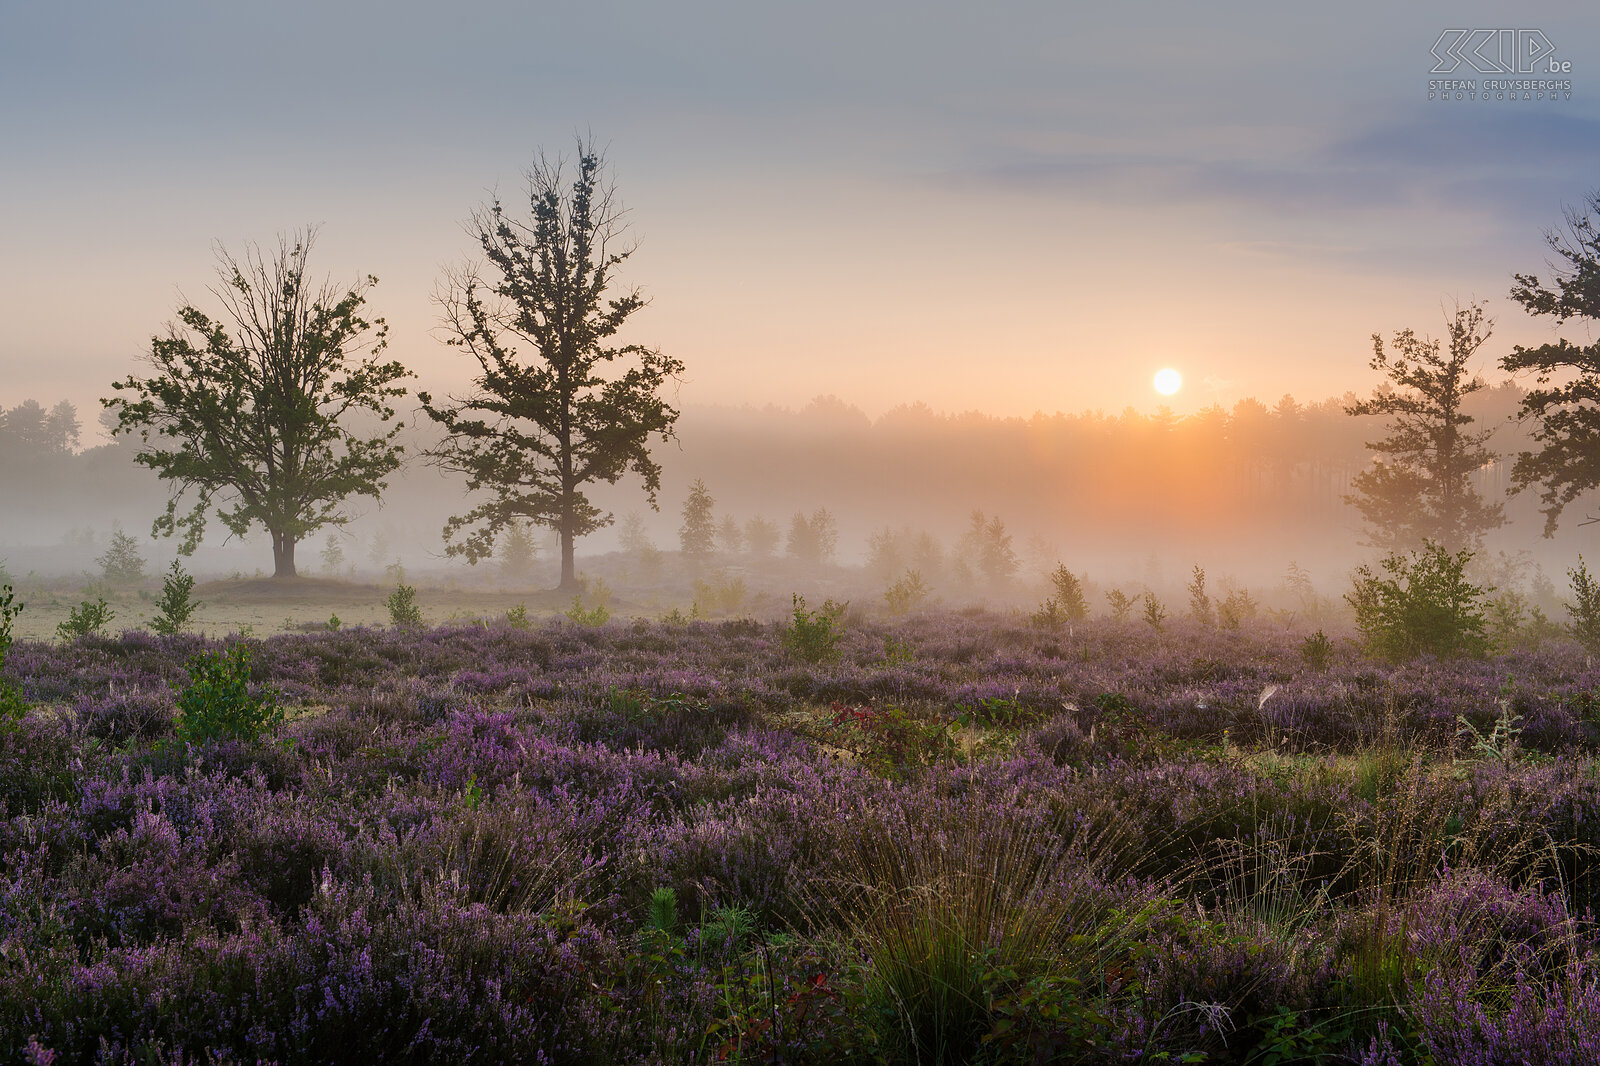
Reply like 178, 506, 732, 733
818, 783, 1131, 1063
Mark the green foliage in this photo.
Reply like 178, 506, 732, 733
883, 569, 929, 616
786, 508, 839, 566
419, 143, 684, 590
1345, 300, 1502, 551
1030, 597, 1071, 630
783, 594, 846, 662
498, 522, 538, 580
646, 886, 680, 940
1456, 696, 1523, 767
58, 597, 113, 641
319, 533, 346, 575
1301, 630, 1335, 672
506, 602, 531, 630
1142, 592, 1167, 630
565, 593, 610, 626
829, 702, 958, 778
173, 643, 283, 744
326, 613, 341, 631
0, 585, 24, 722
691, 572, 746, 616
679, 479, 716, 562
1502, 192, 1600, 535
1106, 588, 1136, 621
150, 559, 201, 635
1567, 556, 1600, 656
97, 526, 147, 585
103, 230, 412, 577
1219, 587, 1258, 630
1346, 541, 1490, 661
957, 509, 1019, 586
385, 583, 423, 629
1048, 564, 1089, 622
1186, 565, 1213, 626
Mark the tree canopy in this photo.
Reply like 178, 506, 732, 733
1345, 302, 1502, 552
103, 231, 411, 577
1502, 192, 1600, 535
420, 144, 683, 590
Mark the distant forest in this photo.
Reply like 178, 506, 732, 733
0, 382, 1584, 585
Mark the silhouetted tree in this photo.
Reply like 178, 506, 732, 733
1503, 192, 1600, 535
716, 515, 744, 555
499, 521, 538, 580
679, 479, 716, 563
786, 508, 838, 566
958, 510, 1019, 586
744, 516, 780, 560
104, 230, 411, 577
1345, 302, 1502, 552
420, 144, 683, 591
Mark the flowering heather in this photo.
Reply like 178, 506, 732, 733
4, 613, 1600, 1061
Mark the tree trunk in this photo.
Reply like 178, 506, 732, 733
558, 525, 577, 591
272, 531, 298, 578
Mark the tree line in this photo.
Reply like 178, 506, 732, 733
54, 141, 1600, 586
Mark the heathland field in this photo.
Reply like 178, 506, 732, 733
5, 603, 1600, 1063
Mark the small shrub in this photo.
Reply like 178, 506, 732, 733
327, 613, 341, 631
692, 572, 747, 616
1142, 593, 1167, 631
1301, 629, 1334, 671
566, 594, 610, 626
1030, 598, 1070, 630
884, 569, 930, 616
1187, 565, 1213, 627
150, 559, 201, 635
1346, 541, 1489, 661
1218, 587, 1258, 630
506, 602, 531, 630
1048, 564, 1089, 622
58, 597, 113, 641
173, 643, 283, 744
0, 585, 23, 722
386, 583, 424, 628
1567, 555, 1600, 656
97, 526, 147, 584
783, 594, 846, 662
1106, 588, 1136, 621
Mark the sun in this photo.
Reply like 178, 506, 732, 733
1153, 368, 1183, 396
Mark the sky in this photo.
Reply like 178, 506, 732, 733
3, 0, 1599, 424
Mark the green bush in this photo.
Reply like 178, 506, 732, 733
883, 569, 929, 616
386, 583, 423, 628
0, 585, 24, 722
783, 594, 846, 662
1301, 629, 1334, 672
57, 597, 113, 642
174, 643, 283, 744
565, 594, 609, 626
1048, 564, 1089, 622
1567, 556, 1600, 656
150, 559, 201, 635
506, 602, 531, 630
1346, 540, 1489, 661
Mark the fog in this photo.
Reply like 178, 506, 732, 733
1, 381, 1589, 620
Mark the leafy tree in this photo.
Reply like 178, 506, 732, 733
1345, 302, 1502, 552
1186, 565, 1214, 627
716, 515, 744, 555
103, 231, 411, 577
499, 521, 539, 580
1049, 564, 1089, 623
958, 510, 1019, 586
786, 508, 838, 566
97, 526, 147, 585
1567, 556, 1600, 656
150, 559, 201, 636
1345, 540, 1490, 661
1502, 193, 1600, 535
679, 479, 716, 563
420, 144, 683, 591
744, 516, 780, 561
